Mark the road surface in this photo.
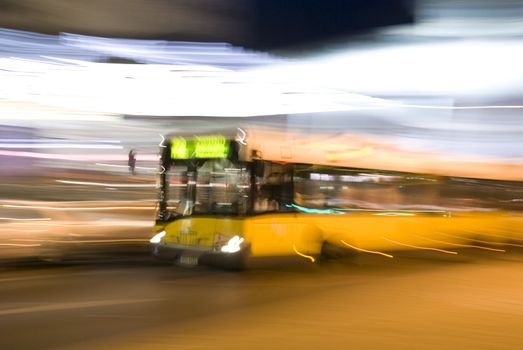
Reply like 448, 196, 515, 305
0, 250, 521, 350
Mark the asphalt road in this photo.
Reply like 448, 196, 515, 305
0, 251, 522, 350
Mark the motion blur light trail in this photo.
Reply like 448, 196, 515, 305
0, 143, 123, 149
0, 148, 159, 162
0, 28, 277, 67
1, 27, 523, 163
438, 232, 523, 248
340, 240, 394, 258
0, 1, 523, 268
381, 237, 458, 255
292, 244, 316, 263
414, 235, 507, 253
0, 28, 395, 117
55, 180, 157, 188
0, 2, 521, 349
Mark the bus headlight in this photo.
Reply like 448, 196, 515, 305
220, 235, 244, 253
150, 230, 166, 244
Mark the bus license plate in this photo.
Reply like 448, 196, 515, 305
178, 255, 198, 266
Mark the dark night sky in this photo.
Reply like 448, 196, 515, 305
0, 0, 415, 48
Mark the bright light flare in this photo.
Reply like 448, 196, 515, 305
150, 231, 166, 244
221, 235, 244, 253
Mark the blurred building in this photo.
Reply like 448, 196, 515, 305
0, 125, 35, 178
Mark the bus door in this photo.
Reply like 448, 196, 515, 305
248, 162, 320, 256
194, 158, 249, 249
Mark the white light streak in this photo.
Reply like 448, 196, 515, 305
3, 204, 153, 211
95, 163, 157, 171
159, 134, 167, 148
372, 101, 523, 110
237, 128, 247, 145
0, 139, 120, 143
55, 180, 156, 188
0, 143, 123, 149
0, 150, 159, 162
15, 238, 149, 244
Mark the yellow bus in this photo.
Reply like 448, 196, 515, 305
150, 127, 523, 269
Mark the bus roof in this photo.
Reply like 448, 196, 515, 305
164, 126, 523, 181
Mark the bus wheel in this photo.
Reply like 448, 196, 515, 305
320, 241, 355, 261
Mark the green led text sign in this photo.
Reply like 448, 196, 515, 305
170, 137, 191, 159
170, 135, 230, 159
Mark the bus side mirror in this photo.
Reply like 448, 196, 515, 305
254, 161, 265, 177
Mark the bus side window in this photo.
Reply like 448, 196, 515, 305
293, 166, 327, 209
253, 162, 293, 213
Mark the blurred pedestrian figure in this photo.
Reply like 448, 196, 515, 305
128, 149, 137, 175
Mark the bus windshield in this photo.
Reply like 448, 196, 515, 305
165, 158, 249, 217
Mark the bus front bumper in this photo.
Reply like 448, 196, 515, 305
152, 242, 249, 269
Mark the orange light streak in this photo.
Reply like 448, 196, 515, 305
416, 235, 506, 252
437, 232, 523, 248
340, 240, 393, 258
292, 244, 316, 263
381, 237, 458, 255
